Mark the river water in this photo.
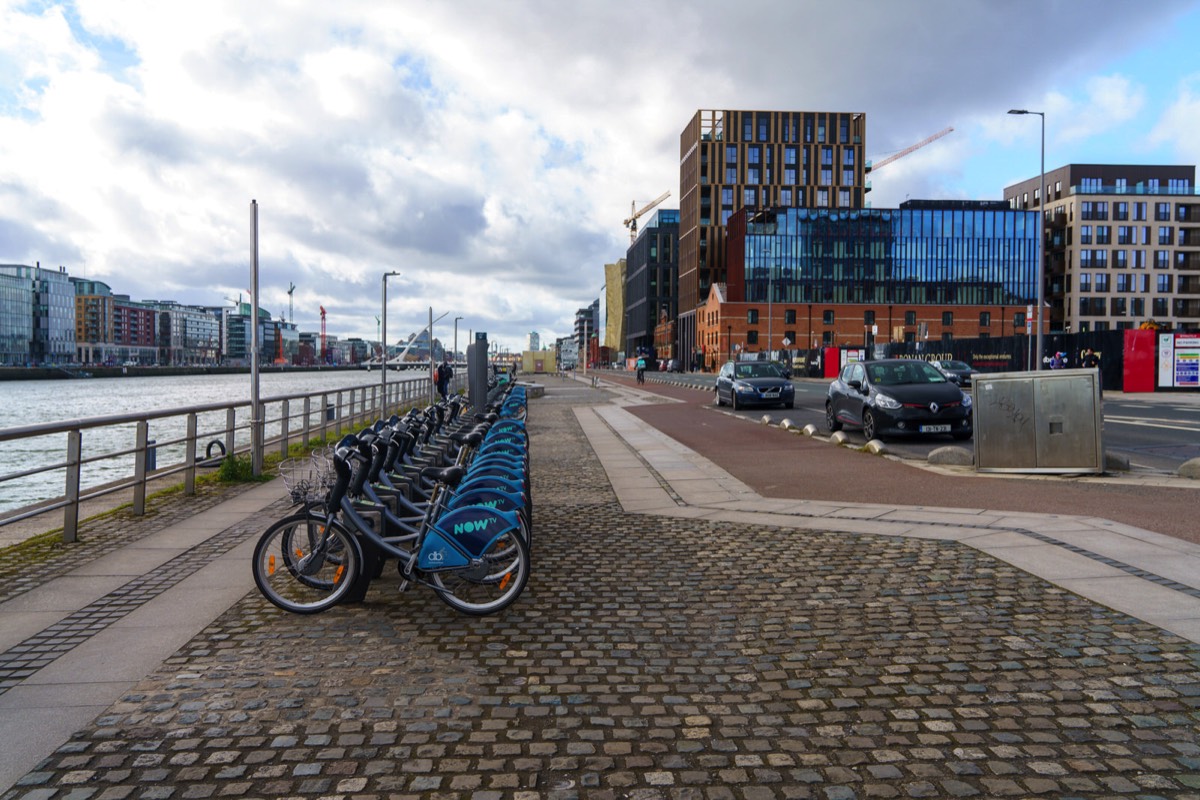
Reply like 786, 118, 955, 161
0, 369, 430, 515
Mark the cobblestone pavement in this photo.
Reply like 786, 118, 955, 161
4, 386, 1200, 799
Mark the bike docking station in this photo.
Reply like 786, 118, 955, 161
255, 376, 533, 617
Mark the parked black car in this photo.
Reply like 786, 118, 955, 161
826, 359, 972, 441
931, 359, 978, 387
715, 360, 795, 410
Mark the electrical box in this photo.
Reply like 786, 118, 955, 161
973, 368, 1104, 473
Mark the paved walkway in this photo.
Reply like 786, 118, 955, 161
0, 380, 1198, 798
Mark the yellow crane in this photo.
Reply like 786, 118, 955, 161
623, 191, 671, 241
868, 127, 954, 172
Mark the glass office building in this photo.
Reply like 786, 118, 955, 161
729, 202, 1039, 308
693, 201, 1041, 367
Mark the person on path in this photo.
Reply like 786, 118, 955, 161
635, 355, 646, 384
436, 359, 453, 400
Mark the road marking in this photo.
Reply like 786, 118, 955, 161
1104, 415, 1200, 433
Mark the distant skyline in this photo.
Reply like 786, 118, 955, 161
3, 0, 1200, 352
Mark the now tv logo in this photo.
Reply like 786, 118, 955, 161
453, 516, 498, 535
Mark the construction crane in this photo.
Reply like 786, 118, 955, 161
623, 191, 670, 241
287, 282, 296, 323
868, 127, 954, 172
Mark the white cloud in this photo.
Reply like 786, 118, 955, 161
1, 0, 1196, 352
1149, 74, 1200, 166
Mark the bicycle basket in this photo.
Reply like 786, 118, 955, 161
279, 456, 329, 505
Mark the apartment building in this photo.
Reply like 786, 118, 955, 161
1004, 164, 1200, 333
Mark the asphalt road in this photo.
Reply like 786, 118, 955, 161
638, 371, 1200, 475
579, 369, 1200, 544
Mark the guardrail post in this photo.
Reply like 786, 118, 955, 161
302, 397, 312, 447
225, 408, 236, 463
63, 429, 82, 543
335, 391, 343, 436
185, 413, 197, 495
252, 401, 264, 476
349, 388, 357, 428
133, 420, 149, 516
280, 399, 290, 458
321, 393, 330, 441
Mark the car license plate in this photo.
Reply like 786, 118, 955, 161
761, 391, 780, 398
920, 424, 950, 433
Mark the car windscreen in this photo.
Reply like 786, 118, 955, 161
867, 362, 948, 385
941, 360, 971, 371
735, 364, 782, 379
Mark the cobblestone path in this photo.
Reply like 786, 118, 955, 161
5, 389, 1200, 799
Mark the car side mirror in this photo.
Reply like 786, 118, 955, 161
848, 378, 862, 390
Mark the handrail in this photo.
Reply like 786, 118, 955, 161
0, 374, 460, 545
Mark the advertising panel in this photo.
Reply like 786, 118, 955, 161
1158, 333, 1200, 388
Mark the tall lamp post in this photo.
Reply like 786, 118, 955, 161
381, 270, 400, 416
1009, 108, 1045, 371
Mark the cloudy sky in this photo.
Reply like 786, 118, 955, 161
3, 0, 1200, 353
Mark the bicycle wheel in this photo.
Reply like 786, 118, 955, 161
428, 529, 530, 616
252, 513, 361, 614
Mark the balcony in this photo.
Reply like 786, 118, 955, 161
1176, 252, 1200, 271
1173, 299, 1200, 318
1178, 276, 1200, 296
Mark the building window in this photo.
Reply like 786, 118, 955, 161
979, 311, 991, 327
1158, 275, 1171, 293
1117, 226, 1133, 245
1158, 226, 1173, 245
864, 310, 875, 325
1134, 202, 1147, 221
838, 189, 851, 208
1079, 273, 1091, 293
747, 309, 759, 324
942, 311, 953, 326
1115, 202, 1129, 221
1095, 273, 1109, 292
1114, 250, 1128, 269
1131, 297, 1145, 317
1156, 202, 1171, 221
816, 189, 829, 207
823, 310, 835, 325
1153, 297, 1169, 316
1155, 250, 1170, 269
1014, 312, 1026, 327
1111, 297, 1127, 317
747, 330, 758, 345
904, 310, 917, 325
784, 309, 796, 324
1080, 226, 1092, 245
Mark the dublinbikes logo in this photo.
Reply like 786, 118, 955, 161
453, 516, 498, 536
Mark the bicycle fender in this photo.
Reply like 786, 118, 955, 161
448, 486, 525, 515
419, 506, 521, 570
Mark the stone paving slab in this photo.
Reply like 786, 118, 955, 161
0, 383, 1198, 799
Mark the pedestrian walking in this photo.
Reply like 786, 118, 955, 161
436, 359, 453, 400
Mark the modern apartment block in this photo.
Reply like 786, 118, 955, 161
677, 110, 869, 362
624, 209, 678, 359
1004, 164, 1200, 333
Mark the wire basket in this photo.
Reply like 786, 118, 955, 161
279, 449, 334, 505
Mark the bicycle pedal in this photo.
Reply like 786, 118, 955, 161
397, 579, 411, 593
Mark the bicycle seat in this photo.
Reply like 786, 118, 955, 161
419, 464, 466, 488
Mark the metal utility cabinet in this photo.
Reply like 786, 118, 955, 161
973, 368, 1104, 473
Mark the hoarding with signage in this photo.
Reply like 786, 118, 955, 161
1158, 333, 1200, 388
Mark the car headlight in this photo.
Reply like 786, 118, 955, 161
961, 393, 972, 409
874, 393, 901, 410
733, 381, 752, 392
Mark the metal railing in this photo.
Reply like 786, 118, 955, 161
0, 375, 457, 543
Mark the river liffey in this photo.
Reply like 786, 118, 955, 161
0, 369, 430, 516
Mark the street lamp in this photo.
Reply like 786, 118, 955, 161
381, 270, 400, 416
1009, 108, 1045, 371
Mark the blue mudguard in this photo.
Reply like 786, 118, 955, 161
417, 506, 522, 571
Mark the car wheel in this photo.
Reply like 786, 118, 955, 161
863, 410, 878, 441
825, 401, 842, 432
714, 389, 724, 407
783, 400, 794, 410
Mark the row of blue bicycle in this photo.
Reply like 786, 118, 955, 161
251, 383, 532, 616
